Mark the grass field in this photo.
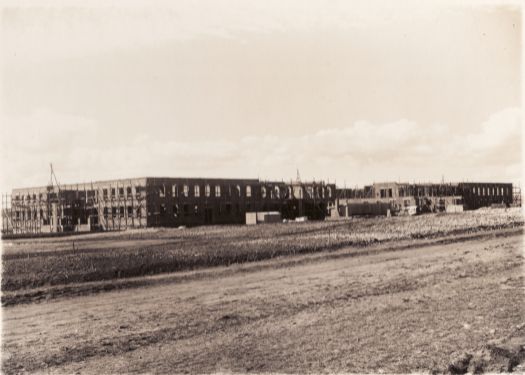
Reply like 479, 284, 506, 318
2, 214, 524, 374
2, 208, 523, 295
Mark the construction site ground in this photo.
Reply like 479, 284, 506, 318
2, 225, 524, 374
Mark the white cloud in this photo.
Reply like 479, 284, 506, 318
463, 107, 521, 155
0, 107, 521, 192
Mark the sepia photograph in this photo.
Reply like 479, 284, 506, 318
0, 0, 523, 373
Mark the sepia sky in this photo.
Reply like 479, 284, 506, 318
0, 0, 522, 192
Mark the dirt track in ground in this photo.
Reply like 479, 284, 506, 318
2, 229, 525, 374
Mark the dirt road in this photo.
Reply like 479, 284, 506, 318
3, 229, 524, 373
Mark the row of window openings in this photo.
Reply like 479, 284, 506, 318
14, 193, 43, 201
163, 185, 332, 199
13, 211, 89, 224
164, 185, 248, 198
384, 187, 472, 198
379, 189, 393, 198
103, 207, 141, 218
14, 187, 142, 201
15, 208, 142, 219
15, 204, 269, 219
102, 187, 141, 198
380, 186, 509, 198
379, 188, 446, 198
166, 203, 249, 216
14, 186, 335, 201
399, 188, 461, 197
15, 210, 44, 220
472, 187, 509, 196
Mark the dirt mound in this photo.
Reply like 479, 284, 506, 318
447, 333, 525, 373
448, 353, 473, 374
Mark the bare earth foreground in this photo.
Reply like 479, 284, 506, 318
2, 226, 525, 373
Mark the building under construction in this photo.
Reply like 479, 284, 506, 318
1, 172, 520, 236
1, 176, 336, 235
333, 181, 516, 218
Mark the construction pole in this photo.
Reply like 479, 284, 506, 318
117, 181, 121, 231
111, 183, 115, 231
130, 180, 135, 228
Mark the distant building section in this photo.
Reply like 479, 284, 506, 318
333, 181, 514, 218
1, 177, 335, 235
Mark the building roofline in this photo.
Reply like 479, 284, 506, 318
335, 181, 513, 189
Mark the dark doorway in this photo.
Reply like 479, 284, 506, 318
204, 208, 213, 224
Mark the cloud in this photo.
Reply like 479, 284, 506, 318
461, 107, 521, 163
0, 107, 521, 192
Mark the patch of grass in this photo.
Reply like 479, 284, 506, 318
2, 208, 523, 292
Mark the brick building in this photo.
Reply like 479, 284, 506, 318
2, 177, 336, 235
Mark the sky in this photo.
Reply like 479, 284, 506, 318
0, 0, 522, 192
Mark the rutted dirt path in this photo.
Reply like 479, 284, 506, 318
3, 230, 524, 374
